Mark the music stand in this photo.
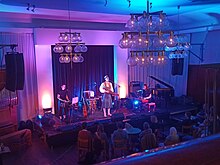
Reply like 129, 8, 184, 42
72, 97, 79, 105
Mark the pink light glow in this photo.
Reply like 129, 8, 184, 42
42, 93, 52, 109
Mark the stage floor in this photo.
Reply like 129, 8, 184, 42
66, 103, 198, 125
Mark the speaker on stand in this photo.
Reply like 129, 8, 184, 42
5, 52, 25, 91
172, 58, 184, 76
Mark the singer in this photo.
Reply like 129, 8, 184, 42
99, 75, 113, 117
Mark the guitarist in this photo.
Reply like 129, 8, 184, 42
99, 75, 114, 117
57, 84, 70, 120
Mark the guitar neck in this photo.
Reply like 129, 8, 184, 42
105, 91, 119, 96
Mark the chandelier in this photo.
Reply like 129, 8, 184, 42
119, 1, 190, 66
53, 32, 88, 63
53, 0, 88, 63
166, 6, 191, 60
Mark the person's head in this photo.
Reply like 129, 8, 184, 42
143, 122, 150, 130
185, 112, 192, 119
97, 124, 104, 133
82, 122, 87, 129
104, 75, 109, 82
169, 127, 177, 136
143, 84, 148, 90
150, 115, 158, 123
116, 121, 124, 129
61, 84, 66, 90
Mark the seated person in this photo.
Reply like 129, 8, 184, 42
111, 122, 128, 149
139, 122, 153, 140
93, 124, 109, 160
182, 112, 194, 126
142, 84, 152, 100
164, 127, 180, 146
149, 115, 161, 137
78, 122, 92, 151
194, 119, 209, 138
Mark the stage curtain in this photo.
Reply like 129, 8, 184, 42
0, 32, 39, 121
51, 45, 114, 113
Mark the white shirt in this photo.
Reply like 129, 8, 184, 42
99, 81, 114, 94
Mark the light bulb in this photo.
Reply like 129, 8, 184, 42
65, 45, 72, 53
59, 56, 65, 63
72, 55, 80, 63
78, 54, 84, 62
64, 56, 70, 63
63, 33, 69, 42
81, 44, 88, 52
74, 44, 82, 52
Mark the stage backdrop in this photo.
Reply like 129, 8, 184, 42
51, 45, 114, 113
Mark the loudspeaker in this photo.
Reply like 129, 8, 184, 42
16, 53, 25, 90
172, 58, 184, 75
5, 52, 25, 91
111, 113, 125, 122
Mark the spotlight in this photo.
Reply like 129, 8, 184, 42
37, 115, 42, 120
133, 100, 139, 105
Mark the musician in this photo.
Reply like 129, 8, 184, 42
143, 84, 152, 100
99, 75, 113, 117
57, 84, 70, 120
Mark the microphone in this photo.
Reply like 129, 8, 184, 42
110, 81, 121, 87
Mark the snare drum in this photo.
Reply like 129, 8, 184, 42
83, 91, 95, 99
83, 91, 91, 99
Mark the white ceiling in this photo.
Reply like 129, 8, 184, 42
0, 0, 220, 31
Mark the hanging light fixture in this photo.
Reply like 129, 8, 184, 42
166, 5, 191, 59
53, 0, 87, 63
119, 0, 190, 66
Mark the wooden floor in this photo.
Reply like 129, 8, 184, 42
2, 133, 78, 165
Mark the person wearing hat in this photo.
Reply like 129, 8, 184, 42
99, 75, 114, 117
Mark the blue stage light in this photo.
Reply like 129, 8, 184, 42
133, 100, 139, 105
37, 115, 42, 119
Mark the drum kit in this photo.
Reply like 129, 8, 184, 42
83, 90, 100, 114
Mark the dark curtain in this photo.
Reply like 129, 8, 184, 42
51, 45, 114, 113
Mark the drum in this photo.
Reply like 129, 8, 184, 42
87, 99, 97, 114
83, 90, 95, 99
83, 91, 91, 99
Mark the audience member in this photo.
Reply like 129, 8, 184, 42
182, 112, 194, 127
164, 127, 179, 146
111, 122, 128, 151
196, 104, 208, 123
150, 115, 160, 137
93, 124, 109, 161
194, 119, 209, 138
124, 123, 141, 152
139, 122, 153, 140
78, 122, 93, 163
26, 120, 34, 132
18, 121, 27, 130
